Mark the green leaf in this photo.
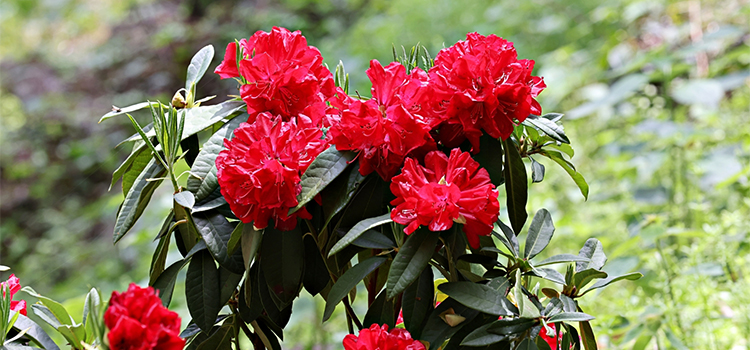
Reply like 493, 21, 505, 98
548, 312, 594, 323
113, 159, 166, 243
573, 269, 608, 291
152, 258, 189, 307
218, 268, 243, 306
30, 304, 62, 329
187, 115, 245, 201
320, 165, 368, 231
302, 234, 331, 296
486, 317, 537, 335
351, 229, 396, 250
581, 272, 642, 294
530, 156, 545, 183
523, 114, 570, 144
503, 138, 528, 235
535, 254, 591, 267
579, 320, 598, 350
193, 212, 245, 274
492, 220, 519, 257
11, 313, 60, 350
535, 268, 566, 285
524, 209, 555, 260
460, 322, 507, 346
195, 322, 233, 350
226, 222, 244, 257
186, 250, 221, 332
473, 135, 505, 185
541, 150, 588, 200
82, 287, 100, 330
363, 289, 396, 329
664, 328, 689, 350
22, 287, 74, 326
185, 45, 214, 93
149, 233, 171, 285
290, 146, 356, 214
402, 266, 433, 339
516, 338, 539, 350
387, 228, 441, 299
118, 143, 149, 194
328, 213, 392, 257
420, 298, 480, 350
322, 256, 387, 321
174, 191, 195, 209
241, 224, 262, 270
576, 238, 607, 272
260, 227, 305, 307
99, 101, 162, 123
439, 282, 517, 316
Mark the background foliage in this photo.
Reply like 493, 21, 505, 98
1, 0, 748, 348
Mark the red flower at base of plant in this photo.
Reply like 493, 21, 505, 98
2, 274, 27, 316
429, 32, 546, 151
216, 112, 327, 230
214, 27, 335, 124
540, 323, 564, 349
104, 283, 184, 350
390, 149, 500, 248
343, 324, 425, 350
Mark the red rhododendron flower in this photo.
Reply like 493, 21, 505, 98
2, 274, 27, 316
215, 27, 335, 124
390, 149, 500, 248
540, 323, 564, 349
343, 324, 425, 350
429, 32, 546, 151
216, 113, 327, 230
328, 60, 437, 180
104, 283, 184, 350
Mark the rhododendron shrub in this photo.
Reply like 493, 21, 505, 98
86, 28, 642, 350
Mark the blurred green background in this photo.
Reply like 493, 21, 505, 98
1, 0, 749, 348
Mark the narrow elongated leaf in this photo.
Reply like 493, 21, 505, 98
576, 238, 606, 272
329, 213, 392, 257
438, 282, 516, 316
535, 268, 566, 285
503, 138, 528, 234
516, 338, 539, 350
351, 229, 396, 250
530, 156, 545, 183
524, 209, 555, 259
523, 115, 570, 144
120, 144, 150, 195
579, 320, 598, 350
420, 298, 479, 350
321, 164, 368, 230
187, 115, 245, 201
535, 254, 591, 267
186, 45, 214, 92
99, 101, 162, 123
402, 267, 433, 338
186, 250, 221, 332
487, 317, 537, 335
195, 323, 233, 350
241, 224, 262, 270
302, 234, 331, 296
363, 289, 396, 329
387, 228, 440, 299
473, 135, 505, 185
260, 226, 305, 307
149, 233, 171, 285
152, 259, 188, 307
573, 269, 608, 290
548, 312, 594, 323
542, 150, 588, 199
492, 220, 519, 257
582, 272, 642, 294
323, 256, 387, 321
291, 147, 356, 214
113, 159, 166, 243
193, 212, 245, 274
22, 287, 74, 326
226, 222, 244, 257
460, 322, 507, 346
12, 313, 60, 350
218, 267, 243, 306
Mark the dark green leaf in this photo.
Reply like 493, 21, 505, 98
186, 250, 222, 332
516, 338, 539, 350
460, 322, 507, 346
420, 298, 479, 350
113, 159, 166, 243
438, 282, 516, 316
329, 213, 392, 257
149, 233, 171, 285
153, 258, 190, 307
579, 320, 598, 350
218, 267, 243, 306
256, 267, 293, 329
351, 229, 396, 250
185, 45, 214, 92
363, 289, 396, 329
573, 269, 608, 290
99, 101, 162, 123
543, 298, 564, 317
260, 226, 304, 307
530, 157, 545, 183
323, 256, 387, 321
302, 234, 331, 296
582, 272, 642, 294
503, 138, 528, 235
524, 209, 555, 259
119, 143, 150, 195
535, 268, 566, 285
187, 115, 244, 201
226, 222, 244, 257
487, 317, 537, 335
473, 135, 505, 186
492, 220, 519, 257
535, 254, 591, 267
193, 212, 245, 274
241, 224, 262, 270
548, 312, 594, 323
195, 322, 233, 350
387, 228, 441, 299
523, 115, 570, 144
402, 266, 433, 339
12, 313, 60, 350
291, 146, 356, 214
181, 134, 200, 167
321, 164, 368, 231
541, 150, 588, 200
576, 238, 606, 272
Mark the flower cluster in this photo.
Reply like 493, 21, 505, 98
215, 26, 335, 124
343, 324, 425, 350
104, 283, 184, 350
390, 149, 499, 248
216, 113, 326, 230
1, 274, 26, 316
429, 32, 546, 151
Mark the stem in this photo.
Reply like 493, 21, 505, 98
655, 239, 686, 338
343, 296, 364, 330
440, 237, 458, 282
